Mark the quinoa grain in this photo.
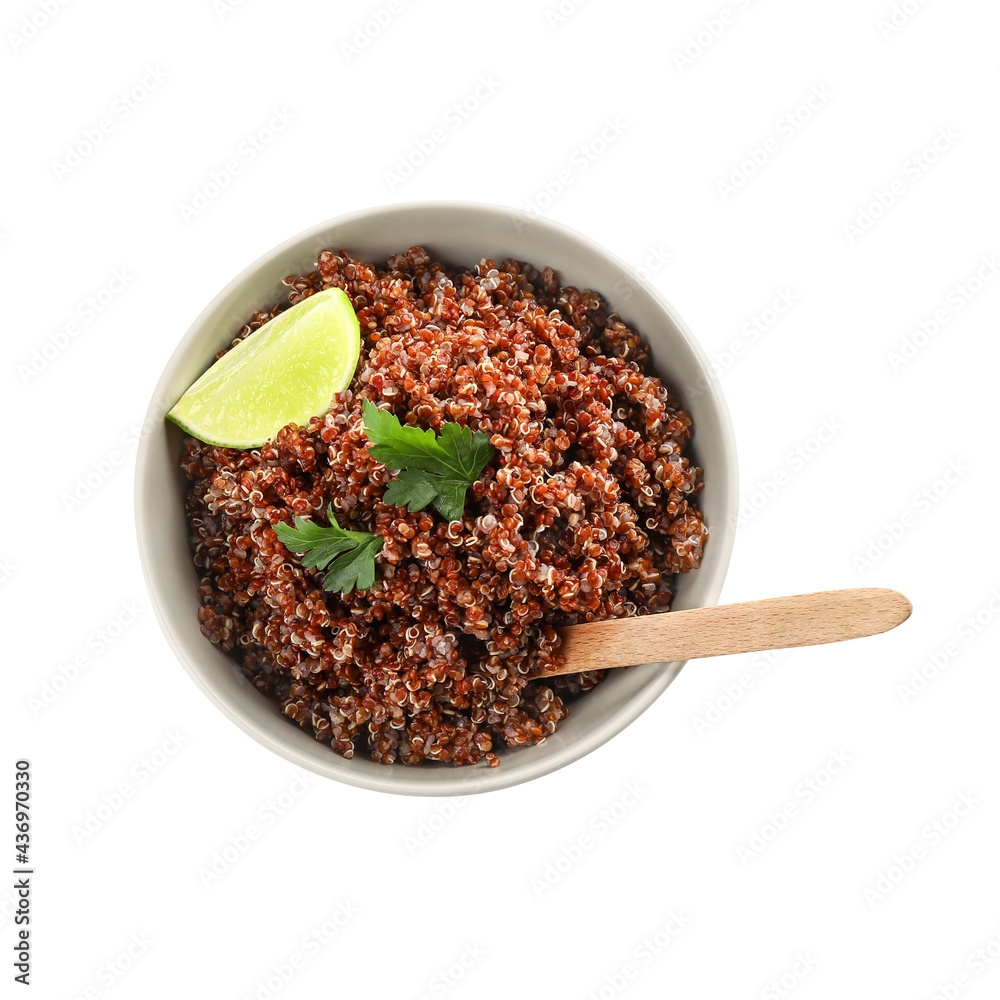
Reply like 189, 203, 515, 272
180, 247, 706, 766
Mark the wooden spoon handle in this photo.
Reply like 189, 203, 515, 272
546, 588, 912, 676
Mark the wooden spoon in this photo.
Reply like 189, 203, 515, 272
544, 588, 912, 677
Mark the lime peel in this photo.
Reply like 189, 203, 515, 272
167, 287, 361, 449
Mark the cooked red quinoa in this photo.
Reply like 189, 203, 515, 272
180, 246, 707, 766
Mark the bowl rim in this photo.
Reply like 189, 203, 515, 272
134, 200, 738, 796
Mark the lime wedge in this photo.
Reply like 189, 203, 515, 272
167, 287, 361, 449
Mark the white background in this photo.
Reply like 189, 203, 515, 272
4, 0, 1000, 997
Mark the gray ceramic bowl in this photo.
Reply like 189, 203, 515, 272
135, 202, 738, 796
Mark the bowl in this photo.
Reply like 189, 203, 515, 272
135, 201, 738, 796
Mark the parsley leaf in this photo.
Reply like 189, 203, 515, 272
320, 534, 383, 593
382, 469, 444, 513
273, 504, 383, 594
384, 470, 471, 522
362, 399, 493, 522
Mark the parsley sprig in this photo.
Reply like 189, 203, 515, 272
362, 399, 494, 522
274, 505, 383, 594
